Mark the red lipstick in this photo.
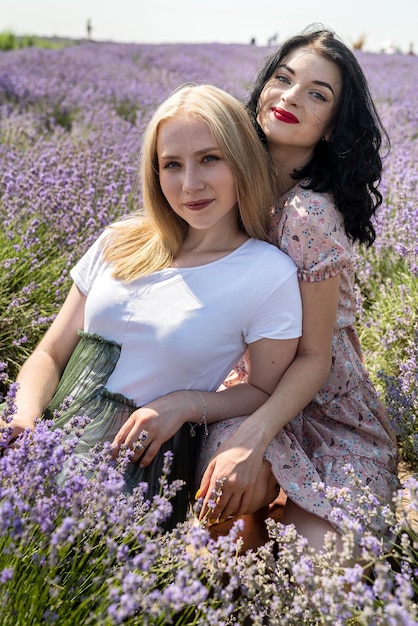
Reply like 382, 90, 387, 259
272, 107, 299, 124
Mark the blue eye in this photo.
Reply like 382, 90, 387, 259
203, 155, 219, 163
275, 74, 290, 84
311, 92, 326, 102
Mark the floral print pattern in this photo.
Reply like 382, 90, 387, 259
197, 182, 399, 536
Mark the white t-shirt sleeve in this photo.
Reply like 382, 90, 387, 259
70, 230, 108, 295
245, 270, 302, 343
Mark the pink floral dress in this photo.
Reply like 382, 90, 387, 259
196, 181, 399, 536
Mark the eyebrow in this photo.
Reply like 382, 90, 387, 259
159, 146, 221, 159
278, 63, 336, 96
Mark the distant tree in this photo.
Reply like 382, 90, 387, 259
0, 31, 16, 51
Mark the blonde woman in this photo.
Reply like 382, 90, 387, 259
2, 85, 302, 527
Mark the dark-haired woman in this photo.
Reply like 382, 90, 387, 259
194, 28, 399, 553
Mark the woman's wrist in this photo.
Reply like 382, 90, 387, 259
188, 390, 208, 436
240, 413, 274, 449
163, 389, 207, 424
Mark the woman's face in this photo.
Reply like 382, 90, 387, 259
257, 47, 342, 157
157, 116, 239, 234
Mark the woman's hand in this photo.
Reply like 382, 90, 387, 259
0, 414, 35, 446
1, 283, 86, 450
197, 423, 271, 523
110, 391, 198, 466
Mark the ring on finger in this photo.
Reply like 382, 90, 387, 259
133, 429, 149, 451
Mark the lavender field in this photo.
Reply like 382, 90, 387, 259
0, 42, 417, 624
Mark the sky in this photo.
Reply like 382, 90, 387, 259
1, 0, 417, 54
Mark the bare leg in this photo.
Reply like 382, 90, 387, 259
208, 507, 271, 552
269, 488, 287, 522
282, 498, 373, 577
282, 498, 343, 553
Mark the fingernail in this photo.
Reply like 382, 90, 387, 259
195, 489, 201, 499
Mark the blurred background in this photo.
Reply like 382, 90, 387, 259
1, 0, 417, 54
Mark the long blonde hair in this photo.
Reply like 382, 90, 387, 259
103, 84, 275, 281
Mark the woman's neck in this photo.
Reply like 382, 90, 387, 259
173, 227, 249, 268
269, 145, 313, 198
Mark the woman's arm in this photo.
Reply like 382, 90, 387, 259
110, 334, 299, 466
2, 284, 85, 440
234, 275, 340, 444
198, 275, 340, 520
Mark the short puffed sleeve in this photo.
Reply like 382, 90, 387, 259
270, 184, 352, 282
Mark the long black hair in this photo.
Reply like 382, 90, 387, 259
247, 27, 390, 246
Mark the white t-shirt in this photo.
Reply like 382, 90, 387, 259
70, 234, 302, 405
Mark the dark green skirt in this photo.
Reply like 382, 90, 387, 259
10, 331, 196, 528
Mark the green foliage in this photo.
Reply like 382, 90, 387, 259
113, 99, 139, 125
45, 103, 78, 132
0, 31, 16, 51
359, 263, 417, 385
0, 31, 73, 51
0, 221, 71, 395
0, 524, 123, 625
357, 245, 410, 312
354, 243, 418, 472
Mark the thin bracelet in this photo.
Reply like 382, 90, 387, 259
189, 390, 209, 437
